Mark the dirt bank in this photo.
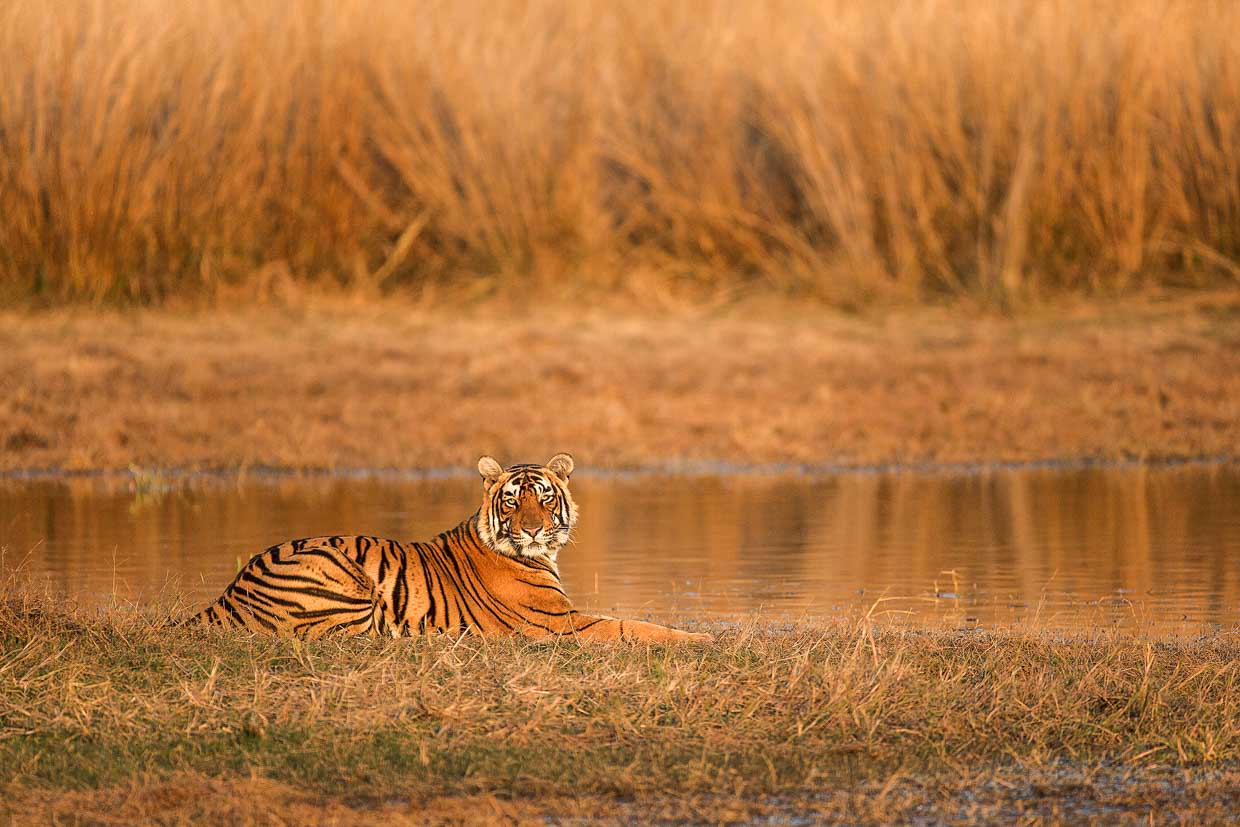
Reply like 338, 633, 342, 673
1, 292, 1238, 473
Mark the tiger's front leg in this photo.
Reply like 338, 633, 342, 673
558, 611, 712, 643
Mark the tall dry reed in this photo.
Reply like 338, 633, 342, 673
2, 0, 1239, 304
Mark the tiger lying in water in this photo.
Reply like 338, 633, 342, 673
180, 454, 709, 643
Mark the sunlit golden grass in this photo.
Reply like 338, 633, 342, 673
2, 0, 1240, 306
2, 586, 1238, 823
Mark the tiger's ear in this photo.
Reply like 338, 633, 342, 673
477, 456, 504, 485
546, 452, 574, 482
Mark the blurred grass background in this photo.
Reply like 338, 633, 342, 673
2, 0, 1240, 306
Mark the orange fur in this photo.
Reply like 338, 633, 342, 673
181, 455, 709, 644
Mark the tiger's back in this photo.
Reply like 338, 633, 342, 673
183, 526, 573, 639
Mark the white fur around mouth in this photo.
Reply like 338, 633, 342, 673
510, 537, 565, 559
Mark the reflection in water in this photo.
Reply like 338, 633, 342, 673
1, 465, 1238, 637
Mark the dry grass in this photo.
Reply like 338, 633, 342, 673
1, 292, 1239, 472
3, 0, 1240, 306
1, 586, 1238, 824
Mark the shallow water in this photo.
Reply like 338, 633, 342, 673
2, 464, 1238, 638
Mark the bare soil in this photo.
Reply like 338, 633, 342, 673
14, 767, 1240, 825
1, 291, 1239, 473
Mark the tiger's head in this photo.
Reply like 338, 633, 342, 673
475, 453, 578, 560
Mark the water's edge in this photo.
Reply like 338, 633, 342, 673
3, 453, 1237, 485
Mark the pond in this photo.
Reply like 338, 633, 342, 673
2, 464, 1238, 638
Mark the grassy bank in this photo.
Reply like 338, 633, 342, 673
3, 0, 1240, 305
1, 589, 1237, 824
2, 293, 1239, 472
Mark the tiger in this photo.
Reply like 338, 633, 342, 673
178, 453, 710, 643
